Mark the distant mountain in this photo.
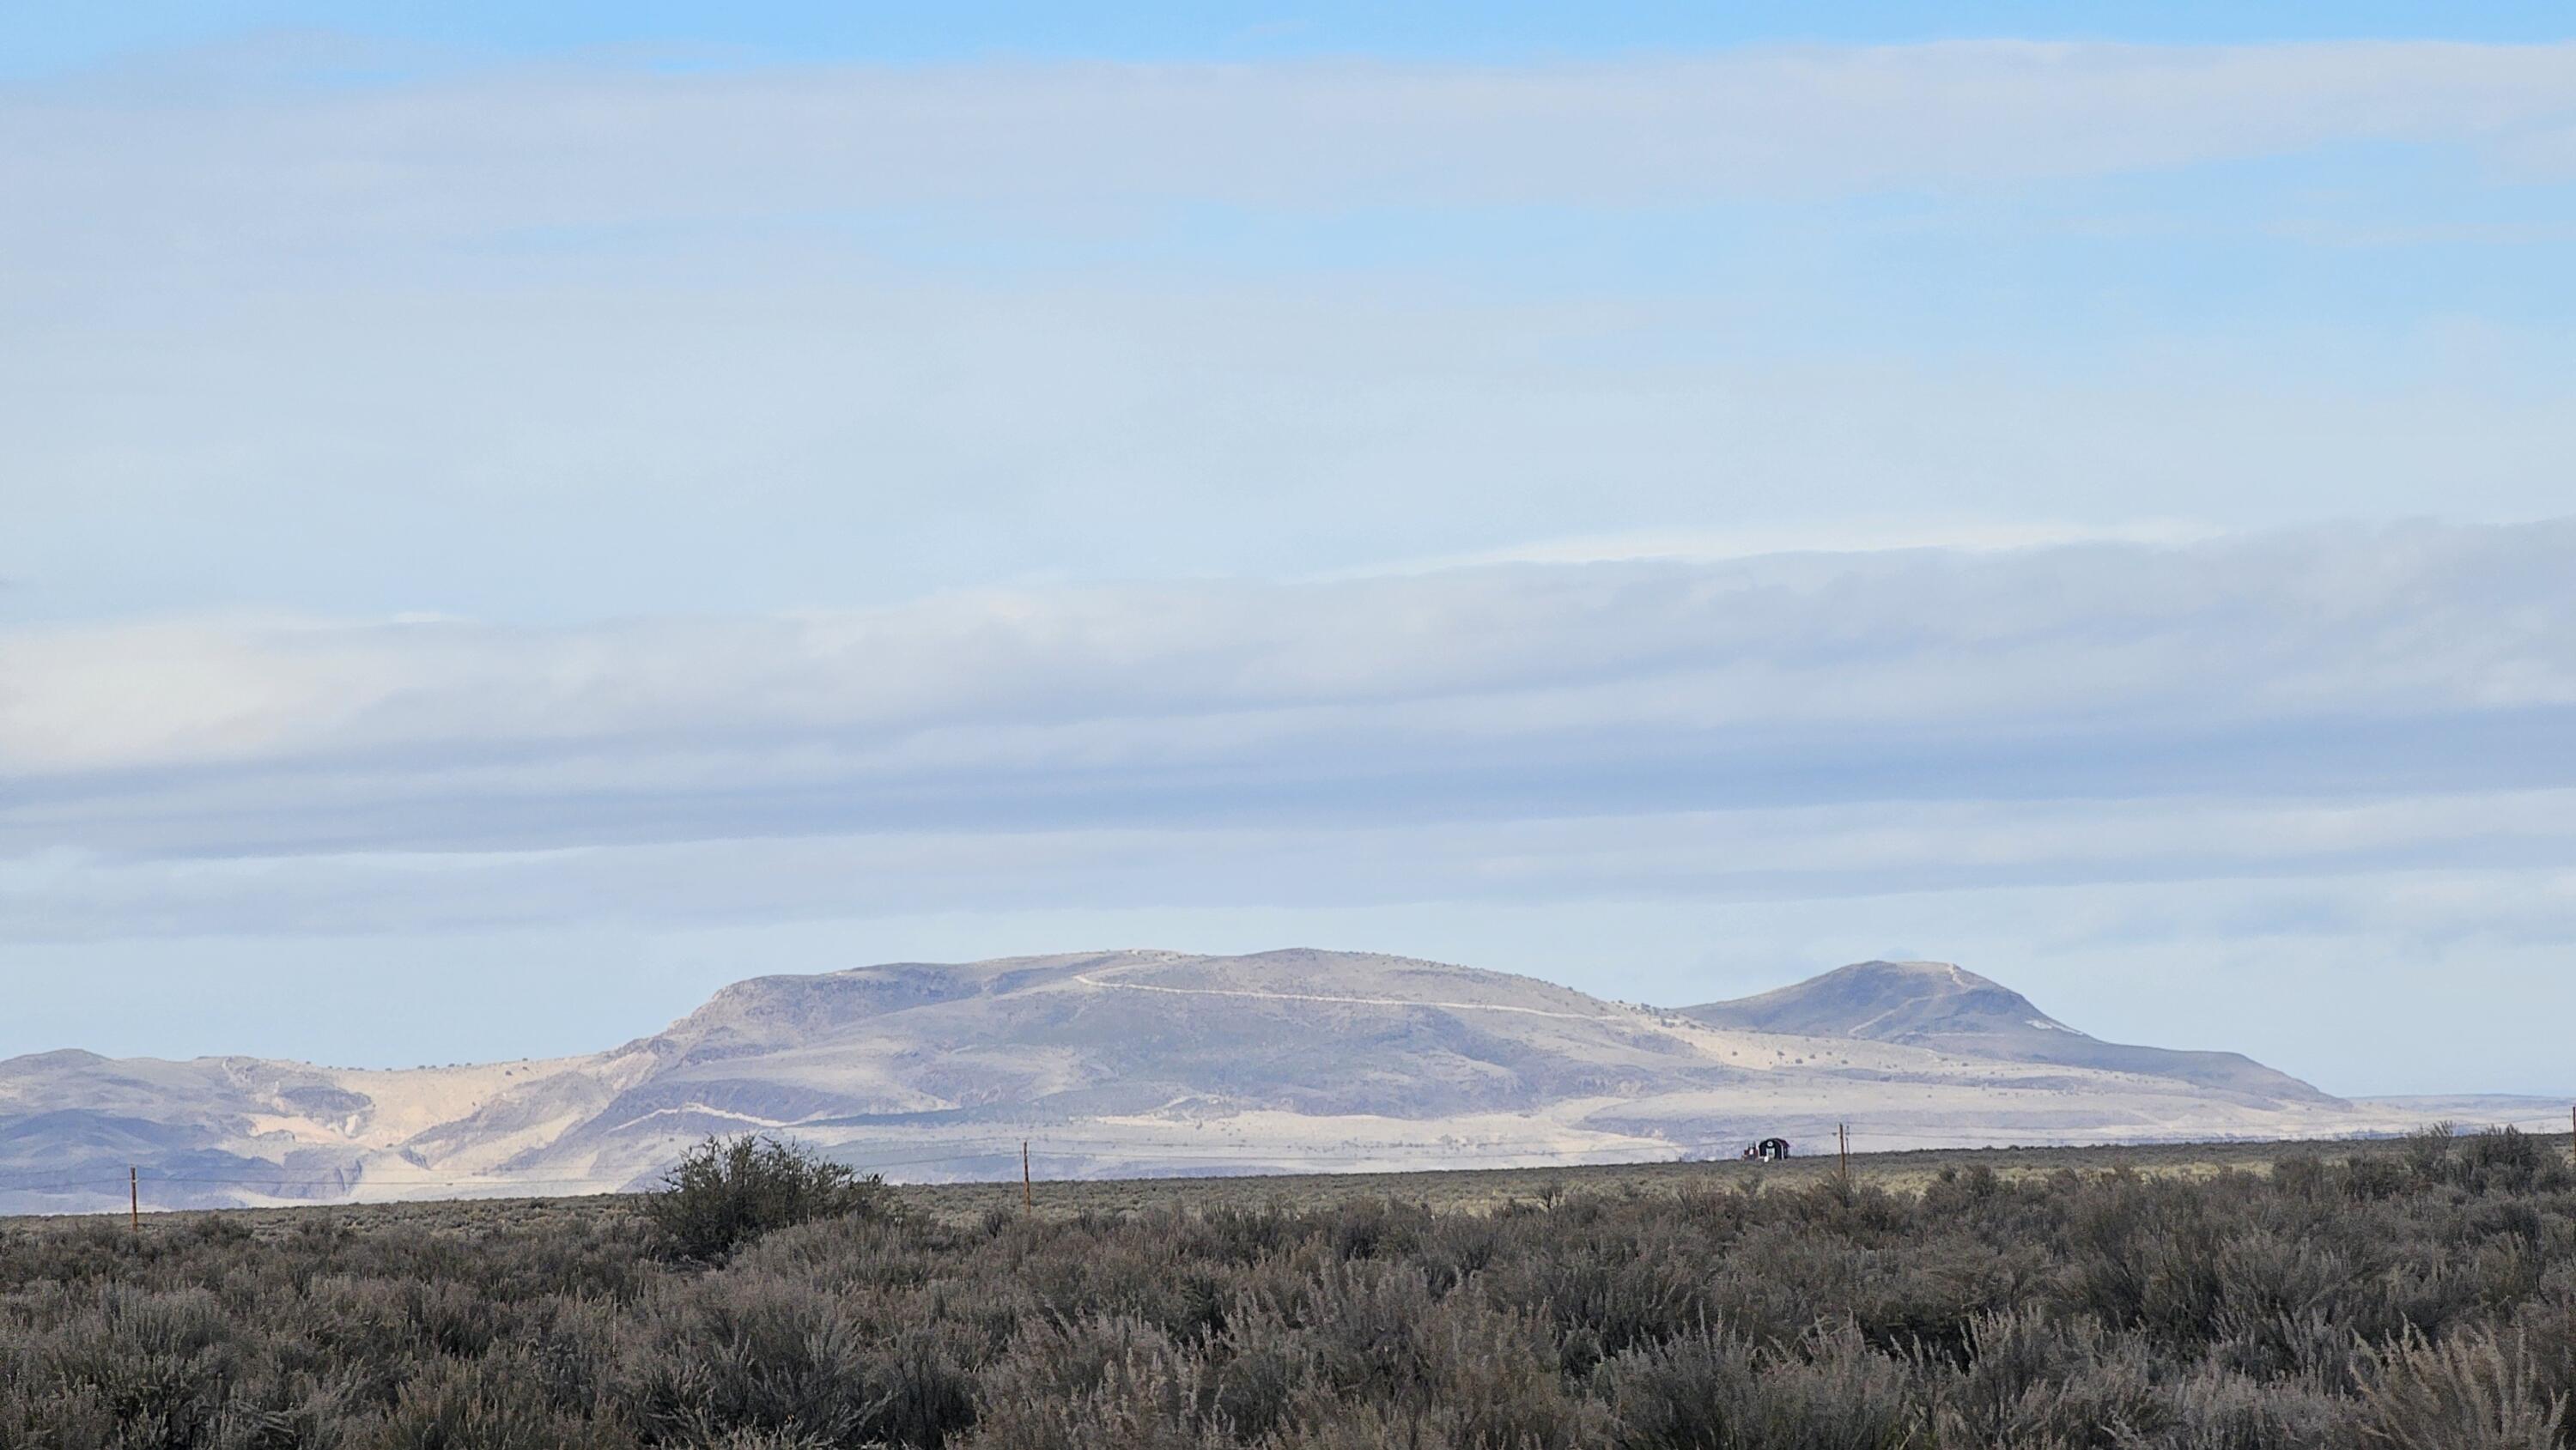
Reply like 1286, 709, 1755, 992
1678, 960, 2336, 1107
0, 949, 2541, 1215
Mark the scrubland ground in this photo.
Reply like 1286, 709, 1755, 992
4, 1131, 2574, 1447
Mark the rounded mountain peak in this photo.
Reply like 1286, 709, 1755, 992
1684, 959, 2067, 1042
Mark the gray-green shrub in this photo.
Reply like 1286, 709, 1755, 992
646, 1136, 892, 1264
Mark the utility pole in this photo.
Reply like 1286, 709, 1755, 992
1838, 1124, 1850, 1186
1023, 1141, 1033, 1217
130, 1167, 139, 1235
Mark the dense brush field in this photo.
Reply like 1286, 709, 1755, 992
4, 1129, 2575, 1448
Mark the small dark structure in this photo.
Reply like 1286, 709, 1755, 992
1740, 1138, 1793, 1163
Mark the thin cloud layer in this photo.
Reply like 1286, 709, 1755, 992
12, 792, 2576, 943
5, 523, 2570, 866
13, 42, 2576, 258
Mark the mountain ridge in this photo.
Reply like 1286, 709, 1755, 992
1679, 959, 2335, 1107
0, 949, 2543, 1215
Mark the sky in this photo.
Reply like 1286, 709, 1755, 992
4, 4, 2574, 1096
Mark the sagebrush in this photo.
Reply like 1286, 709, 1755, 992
2, 1130, 2573, 1448
647, 1135, 893, 1262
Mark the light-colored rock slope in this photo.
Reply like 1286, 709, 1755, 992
0, 949, 2555, 1213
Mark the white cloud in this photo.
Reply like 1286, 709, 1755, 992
1373, 520, 2223, 570
12, 787, 2576, 943
3, 523, 2570, 863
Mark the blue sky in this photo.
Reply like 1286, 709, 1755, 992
16, 3, 2576, 77
4, 5, 2574, 1095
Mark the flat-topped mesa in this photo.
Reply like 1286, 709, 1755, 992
1680, 960, 2338, 1107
